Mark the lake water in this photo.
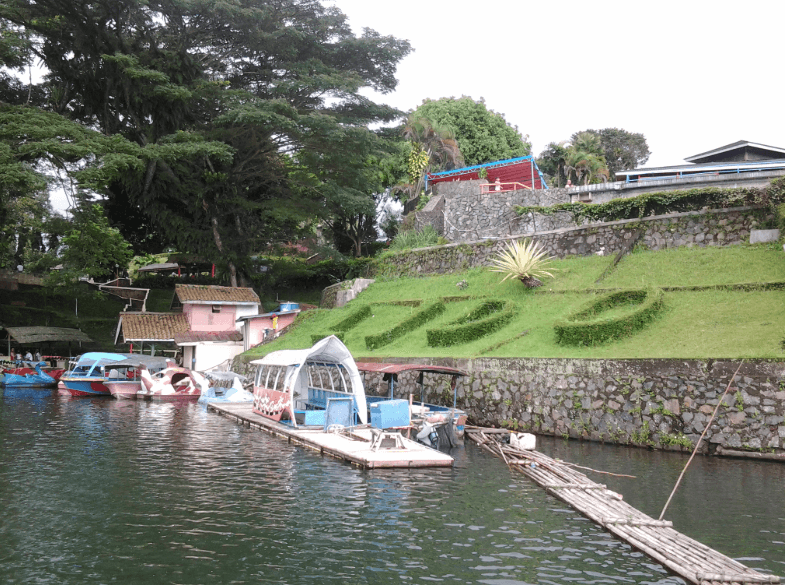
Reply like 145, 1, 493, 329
1, 389, 783, 584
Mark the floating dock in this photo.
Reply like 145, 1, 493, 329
208, 402, 454, 468
467, 428, 780, 585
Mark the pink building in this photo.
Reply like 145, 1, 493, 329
236, 310, 300, 351
118, 285, 260, 370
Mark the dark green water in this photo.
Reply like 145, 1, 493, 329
1, 389, 783, 584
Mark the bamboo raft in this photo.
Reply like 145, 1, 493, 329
467, 428, 781, 585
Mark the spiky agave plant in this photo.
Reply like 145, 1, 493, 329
489, 239, 555, 288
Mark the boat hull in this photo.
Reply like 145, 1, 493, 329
105, 380, 142, 399
138, 392, 200, 402
58, 378, 112, 396
1, 364, 56, 388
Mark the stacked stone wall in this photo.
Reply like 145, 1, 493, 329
380, 206, 770, 278
434, 171, 785, 242
361, 357, 785, 459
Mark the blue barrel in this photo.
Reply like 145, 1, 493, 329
278, 302, 299, 312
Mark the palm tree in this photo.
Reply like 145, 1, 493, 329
564, 147, 610, 186
399, 113, 465, 200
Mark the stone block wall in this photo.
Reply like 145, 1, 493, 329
434, 179, 572, 241
361, 357, 785, 459
380, 206, 770, 278
431, 171, 784, 242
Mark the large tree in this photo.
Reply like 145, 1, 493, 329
0, 0, 411, 283
411, 97, 531, 167
571, 128, 650, 180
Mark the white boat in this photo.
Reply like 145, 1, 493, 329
138, 363, 209, 401
251, 335, 367, 427
244, 336, 454, 467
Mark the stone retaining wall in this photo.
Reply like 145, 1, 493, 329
433, 172, 783, 243
380, 206, 770, 278
360, 357, 785, 459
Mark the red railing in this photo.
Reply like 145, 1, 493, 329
479, 181, 531, 193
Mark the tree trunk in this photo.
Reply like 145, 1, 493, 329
205, 201, 238, 287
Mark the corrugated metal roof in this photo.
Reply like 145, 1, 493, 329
3, 326, 93, 344
616, 159, 785, 177
174, 284, 260, 304
119, 312, 189, 342
137, 263, 180, 273
685, 140, 785, 163
173, 331, 243, 344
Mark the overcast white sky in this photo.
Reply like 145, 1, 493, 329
331, 0, 784, 168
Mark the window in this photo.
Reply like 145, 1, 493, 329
212, 305, 221, 313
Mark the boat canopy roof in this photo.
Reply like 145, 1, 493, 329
71, 352, 147, 373
108, 355, 170, 368
251, 336, 367, 425
355, 363, 467, 377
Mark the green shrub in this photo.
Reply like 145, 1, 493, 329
311, 332, 344, 345
333, 305, 372, 332
365, 300, 446, 350
426, 300, 516, 347
776, 202, 785, 233
515, 185, 785, 224
388, 225, 441, 252
554, 288, 664, 345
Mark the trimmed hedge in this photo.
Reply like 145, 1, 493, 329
372, 299, 423, 307
333, 304, 372, 332
311, 332, 345, 345
426, 300, 516, 347
364, 300, 446, 350
554, 288, 664, 345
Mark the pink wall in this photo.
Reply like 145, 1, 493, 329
184, 304, 238, 332
246, 313, 298, 347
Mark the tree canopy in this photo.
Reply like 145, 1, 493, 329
0, 0, 412, 279
411, 97, 530, 167
571, 128, 650, 180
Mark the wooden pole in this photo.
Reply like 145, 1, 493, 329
659, 360, 744, 521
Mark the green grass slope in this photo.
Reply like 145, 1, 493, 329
243, 243, 785, 360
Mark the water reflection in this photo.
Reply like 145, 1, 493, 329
0, 391, 782, 584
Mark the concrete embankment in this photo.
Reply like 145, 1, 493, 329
358, 357, 785, 460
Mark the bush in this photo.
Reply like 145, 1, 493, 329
365, 300, 446, 350
554, 288, 664, 345
388, 225, 441, 252
516, 185, 785, 224
333, 305, 372, 333
426, 300, 516, 347
311, 332, 344, 345
776, 202, 785, 233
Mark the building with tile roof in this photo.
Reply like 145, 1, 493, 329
116, 285, 265, 371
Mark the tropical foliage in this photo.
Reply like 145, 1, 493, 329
394, 113, 464, 201
0, 0, 412, 281
387, 225, 442, 251
489, 239, 555, 287
411, 97, 531, 166
538, 128, 648, 187
574, 128, 650, 180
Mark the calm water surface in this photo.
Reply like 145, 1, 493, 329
1, 388, 783, 584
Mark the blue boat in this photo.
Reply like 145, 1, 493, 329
0, 361, 57, 388
58, 352, 140, 397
